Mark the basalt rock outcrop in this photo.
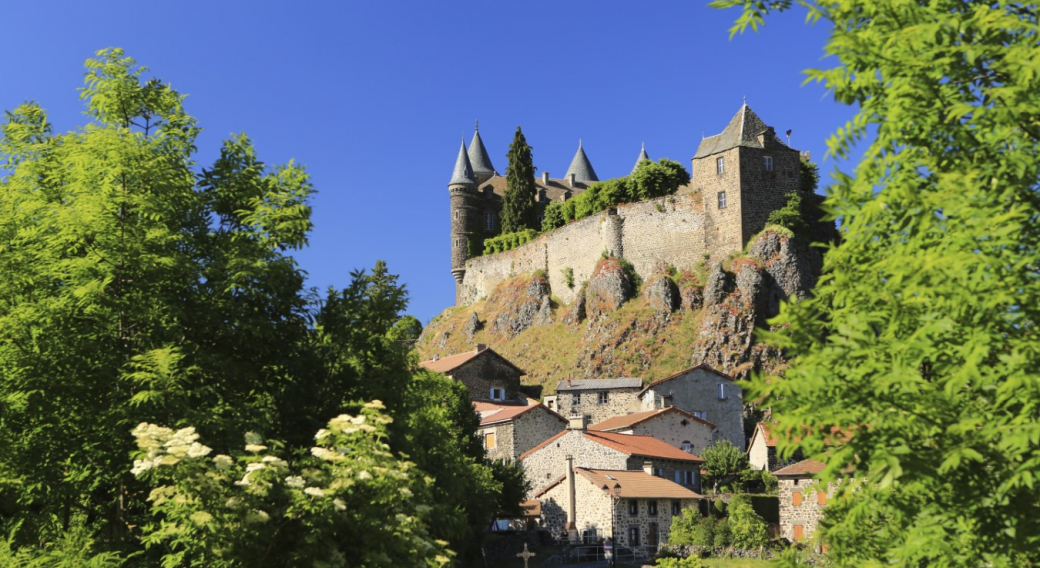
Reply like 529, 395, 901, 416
644, 275, 679, 314
585, 257, 634, 319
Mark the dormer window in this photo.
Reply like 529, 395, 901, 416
490, 387, 506, 401
764, 156, 774, 171
716, 157, 725, 174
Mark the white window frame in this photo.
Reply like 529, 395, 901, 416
717, 191, 727, 209
764, 155, 774, 171
598, 391, 609, 404
718, 383, 728, 400
571, 393, 580, 405
681, 440, 692, 453
716, 156, 725, 174
693, 411, 707, 420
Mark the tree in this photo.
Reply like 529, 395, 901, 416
728, 495, 768, 549
501, 127, 538, 232
701, 440, 750, 493
715, 1, 1040, 566
628, 159, 690, 200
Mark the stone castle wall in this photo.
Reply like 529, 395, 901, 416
457, 194, 721, 307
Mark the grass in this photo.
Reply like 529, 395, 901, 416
701, 558, 780, 568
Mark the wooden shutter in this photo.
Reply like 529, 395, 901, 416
817, 491, 827, 506
484, 432, 496, 449
792, 491, 802, 506
793, 524, 804, 542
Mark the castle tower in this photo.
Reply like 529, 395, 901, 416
449, 139, 479, 294
467, 121, 497, 186
631, 142, 650, 173
693, 103, 802, 257
564, 140, 599, 186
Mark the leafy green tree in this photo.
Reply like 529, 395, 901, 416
728, 495, 768, 549
716, 1, 1040, 566
501, 127, 538, 232
541, 201, 566, 231
701, 440, 750, 493
766, 190, 808, 233
669, 511, 713, 546
629, 159, 690, 200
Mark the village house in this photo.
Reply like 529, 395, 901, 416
554, 378, 643, 425
536, 467, 702, 556
419, 344, 525, 403
519, 417, 704, 500
474, 399, 567, 461
747, 422, 804, 471
638, 364, 745, 450
589, 407, 717, 456
775, 459, 835, 545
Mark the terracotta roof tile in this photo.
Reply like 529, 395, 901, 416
583, 431, 704, 463
474, 400, 566, 426
773, 459, 827, 477
418, 346, 526, 376
576, 468, 704, 499
589, 407, 716, 431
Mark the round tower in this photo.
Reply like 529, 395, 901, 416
468, 121, 497, 186
448, 139, 479, 295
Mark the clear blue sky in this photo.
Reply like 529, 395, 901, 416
0, 1, 860, 324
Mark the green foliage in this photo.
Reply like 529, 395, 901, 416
629, 158, 691, 200
712, 518, 732, 547
562, 266, 575, 289
670, 512, 715, 547
716, 0, 1040, 566
765, 191, 807, 234
483, 229, 539, 254
541, 200, 566, 231
501, 127, 538, 233
728, 495, 769, 549
702, 440, 750, 493
799, 160, 819, 195
0, 528, 126, 568
654, 555, 704, 568
387, 314, 423, 346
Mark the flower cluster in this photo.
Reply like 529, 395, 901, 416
131, 423, 211, 476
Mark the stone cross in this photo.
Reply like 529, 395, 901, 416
516, 543, 536, 568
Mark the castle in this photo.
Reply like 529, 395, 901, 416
447, 104, 804, 306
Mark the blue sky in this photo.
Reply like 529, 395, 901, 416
0, 1, 860, 324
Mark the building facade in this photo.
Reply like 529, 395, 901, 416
419, 345, 526, 403
638, 364, 746, 450
475, 400, 567, 461
554, 378, 643, 426
590, 407, 717, 457
775, 459, 835, 545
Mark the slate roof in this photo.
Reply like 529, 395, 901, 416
565, 140, 599, 183
632, 143, 650, 174
577, 468, 705, 499
694, 104, 791, 158
589, 407, 716, 432
773, 459, 827, 477
637, 364, 734, 397
555, 378, 643, 392
473, 399, 566, 427
478, 175, 588, 203
467, 125, 496, 175
418, 345, 526, 376
449, 139, 476, 185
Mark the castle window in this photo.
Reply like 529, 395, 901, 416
717, 191, 727, 209
598, 391, 609, 404
764, 155, 774, 171
453, 210, 461, 220
485, 211, 494, 231
716, 156, 725, 174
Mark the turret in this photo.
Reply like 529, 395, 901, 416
632, 142, 650, 174
467, 121, 497, 186
564, 139, 599, 187
449, 139, 479, 297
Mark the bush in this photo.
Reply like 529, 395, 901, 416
483, 229, 538, 255
729, 494, 769, 549
542, 201, 566, 231
712, 518, 732, 547
654, 556, 704, 568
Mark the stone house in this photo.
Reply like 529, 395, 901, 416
474, 399, 567, 461
590, 407, 717, 457
519, 417, 704, 500
536, 467, 702, 556
419, 344, 525, 403
638, 364, 745, 450
747, 422, 803, 471
554, 378, 643, 426
775, 459, 835, 544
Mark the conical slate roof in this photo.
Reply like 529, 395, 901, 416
565, 140, 599, 183
467, 122, 496, 175
632, 142, 650, 174
694, 103, 785, 158
449, 139, 476, 186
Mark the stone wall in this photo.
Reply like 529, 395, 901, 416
735, 136, 801, 247
448, 355, 523, 402
615, 495, 699, 555
640, 368, 746, 450
479, 422, 515, 462
693, 147, 744, 260
520, 430, 629, 498
556, 387, 641, 426
778, 478, 834, 543
511, 406, 568, 460
457, 194, 728, 307
623, 414, 715, 457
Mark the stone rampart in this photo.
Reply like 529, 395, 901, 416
457, 194, 724, 307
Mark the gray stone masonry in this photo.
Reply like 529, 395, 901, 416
555, 387, 641, 426
448, 355, 523, 403
480, 405, 566, 461
522, 430, 629, 498
640, 367, 745, 450
778, 477, 836, 544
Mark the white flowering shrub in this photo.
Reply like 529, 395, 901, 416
131, 400, 453, 568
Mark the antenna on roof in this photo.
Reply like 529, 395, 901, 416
475, 119, 479, 132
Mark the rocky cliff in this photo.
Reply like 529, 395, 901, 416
417, 229, 822, 393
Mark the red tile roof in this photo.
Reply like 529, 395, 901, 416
583, 431, 704, 463
753, 422, 778, 447
773, 459, 827, 477
589, 407, 716, 431
418, 345, 526, 376
637, 363, 735, 397
474, 399, 566, 426
576, 468, 704, 499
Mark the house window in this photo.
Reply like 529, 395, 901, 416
582, 528, 597, 544
716, 156, 725, 174
818, 491, 828, 506
764, 155, 774, 171
490, 387, 506, 400
717, 383, 727, 400
484, 432, 496, 449
672, 500, 681, 515
793, 491, 802, 507
598, 391, 609, 404
485, 211, 494, 231
628, 500, 639, 516
663, 395, 674, 407
681, 441, 692, 453
571, 393, 580, 406
676, 470, 696, 486
584, 414, 592, 425
628, 526, 641, 547
648, 523, 659, 547
648, 500, 658, 516
693, 411, 707, 420
793, 524, 804, 542
717, 191, 727, 209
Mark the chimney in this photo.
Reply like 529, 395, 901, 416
643, 460, 654, 476
542, 171, 550, 185
565, 455, 578, 543
433, 354, 439, 361
475, 343, 486, 354
568, 173, 576, 188
566, 379, 572, 387
568, 415, 587, 431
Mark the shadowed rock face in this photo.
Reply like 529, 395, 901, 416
703, 263, 731, 307
585, 257, 634, 319
644, 275, 679, 313
748, 231, 818, 304
562, 292, 586, 325
491, 276, 551, 338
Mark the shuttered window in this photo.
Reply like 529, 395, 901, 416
792, 491, 802, 507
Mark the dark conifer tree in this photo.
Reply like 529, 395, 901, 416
501, 126, 538, 232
